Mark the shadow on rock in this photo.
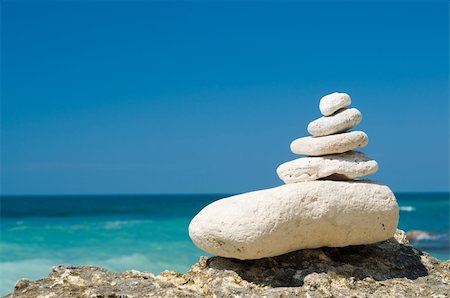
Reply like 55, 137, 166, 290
206, 237, 429, 288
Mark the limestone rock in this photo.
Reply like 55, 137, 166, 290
7, 265, 200, 298
291, 131, 368, 156
277, 151, 378, 183
308, 107, 362, 136
6, 230, 450, 298
189, 180, 398, 260
319, 92, 351, 116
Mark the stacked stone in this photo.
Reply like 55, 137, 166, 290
189, 91, 399, 261
277, 92, 378, 183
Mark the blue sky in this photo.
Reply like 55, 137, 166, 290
1, 1, 448, 194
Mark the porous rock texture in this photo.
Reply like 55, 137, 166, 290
6, 231, 450, 298
290, 131, 368, 156
189, 180, 398, 259
277, 151, 378, 183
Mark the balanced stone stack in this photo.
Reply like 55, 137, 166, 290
189, 92, 399, 260
277, 92, 378, 183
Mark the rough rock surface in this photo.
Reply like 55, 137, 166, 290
6, 231, 450, 298
290, 131, 368, 156
189, 180, 398, 259
308, 108, 362, 137
277, 151, 378, 183
319, 92, 351, 116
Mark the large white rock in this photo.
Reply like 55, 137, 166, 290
189, 181, 399, 260
290, 131, 368, 156
308, 108, 362, 137
277, 151, 378, 183
319, 92, 351, 116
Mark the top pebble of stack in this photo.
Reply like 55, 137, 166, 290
319, 92, 351, 116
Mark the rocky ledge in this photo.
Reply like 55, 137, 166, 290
6, 231, 449, 298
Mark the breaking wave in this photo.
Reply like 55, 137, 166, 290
399, 206, 416, 212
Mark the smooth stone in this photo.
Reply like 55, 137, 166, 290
308, 108, 362, 137
189, 180, 399, 260
277, 151, 378, 183
319, 92, 351, 116
290, 131, 368, 156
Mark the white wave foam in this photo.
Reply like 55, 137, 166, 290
8, 225, 29, 231
415, 233, 444, 241
399, 206, 416, 212
102, 220, 154, 230
406, 230, 447, 241
31, 219, 154, 231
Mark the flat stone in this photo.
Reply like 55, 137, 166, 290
290, 131, 368, 156
189, 180, 398, 260
277, 151, 378, 183
319, 92, 351, 116
308, 108, 362, 136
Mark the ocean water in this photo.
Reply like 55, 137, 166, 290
0, 193, 448, 296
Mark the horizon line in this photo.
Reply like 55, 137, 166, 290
1, 191, 449, 197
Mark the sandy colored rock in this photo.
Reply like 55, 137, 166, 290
277, 151, 378, 183
308, 107, 362, 136
189, 180, 398, 260
291, 131, 368, 156
319, 92, 351, 116
5, 230, 450, 298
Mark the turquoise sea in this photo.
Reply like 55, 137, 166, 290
0, 193, 449, 296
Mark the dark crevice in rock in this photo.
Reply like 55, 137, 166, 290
319, 173, 352, 181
